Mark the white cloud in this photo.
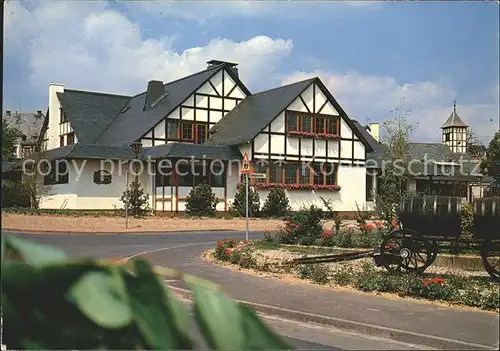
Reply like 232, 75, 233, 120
4, 1, 292, 104
283, 70, 498, 144
124, 0, 378, 23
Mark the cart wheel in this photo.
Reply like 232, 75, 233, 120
481, 239, 500, 283
380, 229, 438, 274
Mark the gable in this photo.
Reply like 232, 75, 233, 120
139, 67, 250, 147
57, 90, 130, 144
97, 64, 250, 147
204, 78, 315, 146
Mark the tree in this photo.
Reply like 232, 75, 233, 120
21, 157, 53, 209
261, 188, 291, 218
185, 182, 218, 217
375, 99, 415, 225
2, 117, 22, 160
229, 184, 260, 217
480, 132, 500, 196
120, 180, 151, 217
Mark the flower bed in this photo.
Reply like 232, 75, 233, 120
208, 240, 499, 311
287, 131, 340, 140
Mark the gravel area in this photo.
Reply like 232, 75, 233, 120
1, 213, 283, 233
1, 213, 367, 234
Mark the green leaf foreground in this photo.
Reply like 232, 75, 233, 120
1, 235, 292, 350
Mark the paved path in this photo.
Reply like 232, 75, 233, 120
5, 231, 499, 350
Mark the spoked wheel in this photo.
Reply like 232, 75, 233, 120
379, 229, 438, 274
481, 239, 500, 283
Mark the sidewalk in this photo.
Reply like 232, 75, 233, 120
143, 244, 500, 350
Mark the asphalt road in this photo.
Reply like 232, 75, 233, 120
4, 231, 498, 350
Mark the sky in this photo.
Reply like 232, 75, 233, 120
3, 0, 499, 144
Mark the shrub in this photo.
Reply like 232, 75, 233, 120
119, 180, 150, 218
297, 264, 329, 285
354, 202, 373, 235
2, 235, 290, 350
276, 206, 324, 246
461, 202, 474, 236
185, 182, 218, 217
261, 188, 291, 218
1, 181, 30, 208
230, 184, 260, 217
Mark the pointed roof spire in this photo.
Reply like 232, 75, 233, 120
441, 100, 468, 129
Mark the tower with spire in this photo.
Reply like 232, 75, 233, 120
441, 100, 469, 154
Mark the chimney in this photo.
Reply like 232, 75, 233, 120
144, 80, 164, 110
48, 83, 65, 149
368, 122, 380, 142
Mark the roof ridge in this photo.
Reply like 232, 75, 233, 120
250, 77, 317, 97
64, 89, 131, 99
162, 63, 224, 88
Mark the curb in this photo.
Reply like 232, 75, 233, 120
167, 285, 496, 350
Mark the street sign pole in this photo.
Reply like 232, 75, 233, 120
245, 173, 249, 241
125, 170, 129, 229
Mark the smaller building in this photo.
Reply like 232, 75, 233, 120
3, 111, 44, 159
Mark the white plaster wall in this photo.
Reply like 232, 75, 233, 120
39, 160, 153, 210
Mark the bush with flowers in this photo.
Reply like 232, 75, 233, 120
213, 239, 256, 268
275, 206, 324, 246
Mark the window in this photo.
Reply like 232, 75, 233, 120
270, 163, 282, 183
301, 115, 313, 132
314, 117, 325, 134
60, 136, 64, 147
284, 165, 299, 184
93, 170, 112, 185
325, 163, 338, 185
445, 133, 451, 142
176, 163, 193, 186
181, 122, 193, 140
194, 165, 209, 186
67, 132, 75, 145
44, 161, 69, 185
287, 112, 299, 132
299, 165, 311, 184
196, 124, 208, 144
313, 165, 324, 185
60, 109, 68, 123
327, 118, 339, 135
155, 164, 172, 187
366, 173, 374, 201
210, 162, 226, 187
21, 134, 27, 141
167, 121, 179, 139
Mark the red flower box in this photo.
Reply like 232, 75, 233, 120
287, 131, 340, 140
251, 183, 341, 191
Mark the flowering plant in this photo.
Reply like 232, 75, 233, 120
422, 277, 445, 287
253, 183, 341, 191
287, 131, 340, 140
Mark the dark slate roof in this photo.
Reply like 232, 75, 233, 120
204, 77, 373, 152
441, 103, 468, 128
4, 112, 44, 141
351, 120, 389, 166
12, 144, 137, 167
95, 63, 249, 147
204, 78, 316, 146
142, 143, 241, 161
57, 90, 131, 144
406, 143, 455, 161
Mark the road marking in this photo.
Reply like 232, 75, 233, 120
117, 240, 497, 351
122, 241, 215, 262
165, 284, 497, 350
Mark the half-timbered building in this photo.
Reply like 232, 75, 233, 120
17, 60, 376, 213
